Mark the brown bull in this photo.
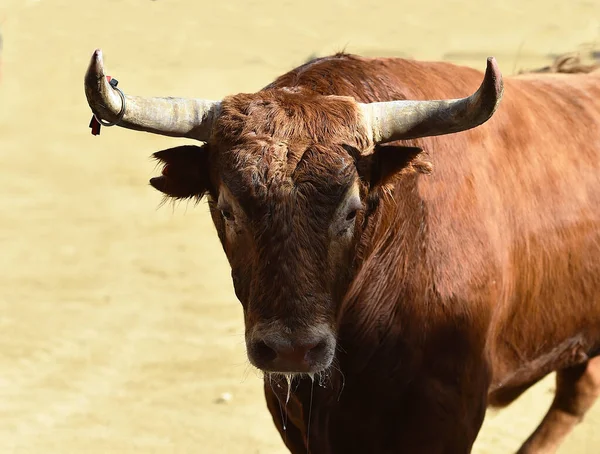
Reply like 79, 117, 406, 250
85, 49, 600, 453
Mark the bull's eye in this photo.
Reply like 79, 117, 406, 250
345, 209, 358, 221
221, 209, 234, 221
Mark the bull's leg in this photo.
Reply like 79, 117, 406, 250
516, 355, 600, 454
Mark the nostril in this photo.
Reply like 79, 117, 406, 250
253, 340, 277, 363
305, 340, 327, 360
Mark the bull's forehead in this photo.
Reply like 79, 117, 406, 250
218, 139, 357, 217
214, 89, 369, 147
213, 89, 365, 213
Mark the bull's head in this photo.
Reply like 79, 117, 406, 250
85, 50, 503, 374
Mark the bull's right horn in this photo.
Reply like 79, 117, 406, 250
84, 49, 220, 141
359, 57, 503, 144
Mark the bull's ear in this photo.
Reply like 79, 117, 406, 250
150, 145, 211, 200
369, 144, 432, 188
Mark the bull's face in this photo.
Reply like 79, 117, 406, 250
211, 144, 365, 374
84, 49, 502, 375
152, 91, 377, 374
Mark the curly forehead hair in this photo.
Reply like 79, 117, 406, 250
214, 88, 372, 148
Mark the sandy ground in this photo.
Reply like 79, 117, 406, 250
0, 0, 599, 452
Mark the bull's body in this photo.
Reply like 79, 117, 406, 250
85, 51, 600, 453
256, 55, 600, 453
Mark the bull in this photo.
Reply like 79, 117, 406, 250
84, 48, 600, 453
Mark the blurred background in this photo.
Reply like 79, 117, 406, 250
0, 0, 599, 452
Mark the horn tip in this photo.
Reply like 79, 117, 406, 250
88, 48, 105, 75
485, 57, 501, 77
84, 48, 110, 113
484, 56, 504, 99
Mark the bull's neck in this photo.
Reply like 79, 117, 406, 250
337, 172, 430, 360
268, 175, 430, 452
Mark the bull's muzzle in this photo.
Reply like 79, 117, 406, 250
247, 322, 336, 374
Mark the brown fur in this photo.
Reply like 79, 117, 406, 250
149, 52, 600, 453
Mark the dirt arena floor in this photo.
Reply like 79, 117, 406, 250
1, 0, 599, 452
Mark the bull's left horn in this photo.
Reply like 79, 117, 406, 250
84, 49, 220, 141
359, 57, 503, 144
